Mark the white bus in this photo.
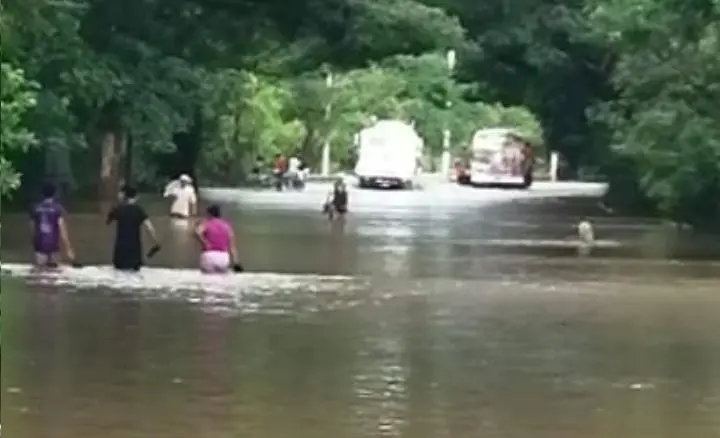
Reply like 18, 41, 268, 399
354, 120, 423, 189
467, 127, 534, 188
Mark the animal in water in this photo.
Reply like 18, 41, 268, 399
577, 219, 595, 244
576, 219, 595, 257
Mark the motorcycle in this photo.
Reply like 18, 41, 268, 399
288, 172, 306, 191
247, 172, 273, 189
291, 178, 305, 190
273, 170, 287, 191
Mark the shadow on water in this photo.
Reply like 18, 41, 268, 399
2, 189, 720, 437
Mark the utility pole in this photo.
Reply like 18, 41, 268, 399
440, 49, 456, 178
321, 71, 333, 176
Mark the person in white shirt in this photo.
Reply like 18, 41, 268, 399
287, 156, 300, 178
165, 174, 197, 219
288, 155, 309, 190
298, 163, 309, 181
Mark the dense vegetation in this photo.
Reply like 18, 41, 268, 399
1, 0, 718, 222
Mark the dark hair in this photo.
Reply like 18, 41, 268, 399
206, 204, 221, 218
40, 182, 56, 198
121, 185, 138, 199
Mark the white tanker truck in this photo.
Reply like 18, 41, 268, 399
353, 120, 423, 189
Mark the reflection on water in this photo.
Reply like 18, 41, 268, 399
2, 193, 720, 437
4, 277, 720, 438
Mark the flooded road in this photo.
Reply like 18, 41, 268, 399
2, 183, 720, 437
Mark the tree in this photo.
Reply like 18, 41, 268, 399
0, 52, 37, 196
199, 70, 305, 182
589, 0, 720, 222
10, 0, 714, 225
432, 0, 613, 171
1, 0, 471, 199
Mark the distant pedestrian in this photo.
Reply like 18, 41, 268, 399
323, 178, 348, 220
30, 182, 76, 267
163, 174, 197, 219
273, 153, 287, 175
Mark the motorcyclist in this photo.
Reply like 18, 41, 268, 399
286, 155, 299, 180
272, 153, 288, 190
298, 161, 310, 184
287, 155, 307, 190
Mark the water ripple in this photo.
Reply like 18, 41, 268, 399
1, 263, 370, 316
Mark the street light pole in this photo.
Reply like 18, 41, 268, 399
321, 72, 333, 177
440, 49, 456, 179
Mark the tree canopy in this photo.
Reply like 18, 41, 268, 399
1, 0, 718, 222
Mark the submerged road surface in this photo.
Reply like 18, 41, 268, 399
201, 181, 609, 212
2, 182, 720, 438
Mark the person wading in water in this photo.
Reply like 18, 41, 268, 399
165, 174, 197, 219
29, 183, 76, 267
323, 178, 349, 220
194, 204, 243, 273
106, 185, 160, 271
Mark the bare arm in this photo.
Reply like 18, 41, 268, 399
228, 228, 239, 265
142, 219, 159, 245
194, 222, 209, 248
58, 216, 75, 260
189, 190, 197, 216
106, 207, 116, 225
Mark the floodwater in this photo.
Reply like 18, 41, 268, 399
2, 185, 720, 438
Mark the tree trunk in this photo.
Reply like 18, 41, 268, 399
171, 109, 203, 190
300, 127, 318, 168
124, 130, 134, 186
98, 131, 123, 211
94, 99, 124, 213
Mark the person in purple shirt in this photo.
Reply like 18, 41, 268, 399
30, 183, 75, 267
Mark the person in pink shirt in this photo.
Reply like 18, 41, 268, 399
194, 204, 243, 273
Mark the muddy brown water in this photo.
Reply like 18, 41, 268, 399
2, 190, 720, 437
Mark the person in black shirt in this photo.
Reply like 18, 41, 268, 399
106, 185, 160, 270
322, 178, 348, 220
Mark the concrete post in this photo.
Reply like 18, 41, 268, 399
549, 151, 559, 182
440, 128, 451, 178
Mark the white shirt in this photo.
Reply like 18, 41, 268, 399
170, 185, 197, 217
288, 157, 300, 174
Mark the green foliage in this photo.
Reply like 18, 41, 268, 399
197, 51, 542, 180
0, 0, 717, 221
0, 52, 38, 195
589, 0, 720, 221
200, 70, 306, 181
